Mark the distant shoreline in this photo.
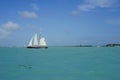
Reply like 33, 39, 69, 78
0, 44, 120, 48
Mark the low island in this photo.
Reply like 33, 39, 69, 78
105, 44, 120, 47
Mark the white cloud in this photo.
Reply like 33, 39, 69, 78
2, 21, 20, 31
0, 21, 20, 39
72, 0, 118, 14
19, 11, 38, 19
31, 3, 39, 11
85, 0, 117, 8
78, 4, 95, 11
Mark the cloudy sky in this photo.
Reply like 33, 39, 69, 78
0, 0, 120, 46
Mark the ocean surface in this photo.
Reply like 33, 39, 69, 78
0, 47, 120, 80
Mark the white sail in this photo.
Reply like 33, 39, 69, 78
28, 36, 33, 46
39, 37, 47, 46
33, 33, 38, 46
27, 33, 48, 48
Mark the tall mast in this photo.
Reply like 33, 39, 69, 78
33, 33, 39, 46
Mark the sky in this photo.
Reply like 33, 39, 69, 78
0, 0, 120, 46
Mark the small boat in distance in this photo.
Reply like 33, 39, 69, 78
27, 33, 48, 48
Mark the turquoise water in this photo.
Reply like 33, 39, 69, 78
0, 47, 120, 80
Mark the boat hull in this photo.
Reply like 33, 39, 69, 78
27, 46, 48, 49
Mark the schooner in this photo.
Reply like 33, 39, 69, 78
27, 33, 48, 48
